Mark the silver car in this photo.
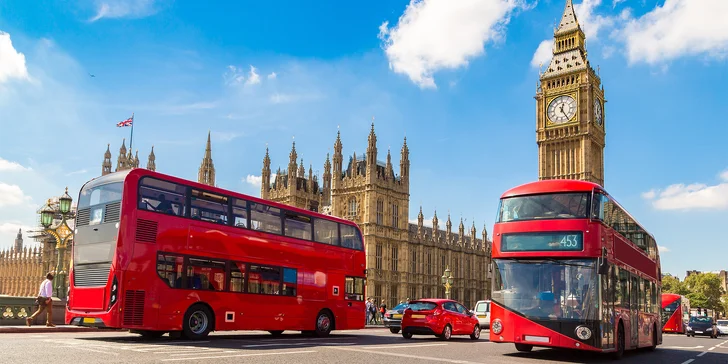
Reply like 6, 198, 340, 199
717, 320, 728, 336
383, 302, 409, 334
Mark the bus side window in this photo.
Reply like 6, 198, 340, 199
250, 203, 282, 235
232, 199, 248, 228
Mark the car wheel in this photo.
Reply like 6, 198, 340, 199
439, 324, 452, 341
182, 304, 213, 340
402, 332, 413, 339
470, 325, 481, 340
515, 343, 533, 352
389, 328, 400, 334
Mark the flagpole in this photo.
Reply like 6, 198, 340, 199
129, 113, 134, 153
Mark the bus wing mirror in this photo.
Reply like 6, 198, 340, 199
597, 257, 609, 275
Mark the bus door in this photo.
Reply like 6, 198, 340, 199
629, 275, 639, 348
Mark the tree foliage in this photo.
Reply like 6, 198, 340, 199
683, 273, 725, 313
662, 274, 689, 295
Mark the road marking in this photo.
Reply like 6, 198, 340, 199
357, 343, 449, 349
662, 346, 704, 349
680, 360, 694, 364
160, 350, 317, 361
327, 346, 480, 364
697, 351, 707, 357
168, 350, 238, 356
708, 347, 715, 351
59, 345, 120, 356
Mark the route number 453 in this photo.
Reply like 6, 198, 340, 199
560, 235, 579, 247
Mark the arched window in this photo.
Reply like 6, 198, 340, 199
376, 199, 384, 225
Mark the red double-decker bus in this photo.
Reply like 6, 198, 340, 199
661, 293, 688, 334
489, 180, 662, 359
66, 169, 367, 339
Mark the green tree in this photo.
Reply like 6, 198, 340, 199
662, 274, 688, 295
684, 273, 725, 314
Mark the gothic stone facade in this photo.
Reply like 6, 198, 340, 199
536, 0, 606, 187
261, 125, 492, 309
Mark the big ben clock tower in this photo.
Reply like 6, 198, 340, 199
536, 0, 605, 186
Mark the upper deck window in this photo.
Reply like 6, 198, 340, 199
498, 192, 589, 223
139, 177, 186, 216
79, 182, 123, 209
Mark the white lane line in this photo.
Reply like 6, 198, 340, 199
357, 343, 449, 349
160, 350, 317, 362
327, 346, 480, 364
59, 345, 120, 356
662, 346, 704, 349
697, 351, 707, 357
680, 359, 694, 364
708, 347, 715, 351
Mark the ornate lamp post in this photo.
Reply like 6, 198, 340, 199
39, 188, 74, 300
441, 266, 454, 300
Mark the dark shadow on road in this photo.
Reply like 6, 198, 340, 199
502, 347, 701, 363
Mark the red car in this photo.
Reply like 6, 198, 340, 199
400, 299, 481, 340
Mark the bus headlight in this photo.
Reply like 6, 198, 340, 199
492, 319, 503, 335
575, 326, 592, 340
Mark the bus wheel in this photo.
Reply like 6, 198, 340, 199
515, 343, 533, 352
314, 311, 333, 337
269, 330, 284, 336
139, 330, 165, 339
613, 322, 625, 360
648, 325, 657, 351
183, 304, 213, 340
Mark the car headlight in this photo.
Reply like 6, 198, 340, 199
686, 325, 692, 331
575, 326, 592, 340
491, 319, 503, 335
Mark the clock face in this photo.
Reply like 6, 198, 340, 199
594, 99, 603, 126
547, 95, 577, 124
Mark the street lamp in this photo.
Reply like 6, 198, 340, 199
441, 266, 454, 300
38, 188, 75, 300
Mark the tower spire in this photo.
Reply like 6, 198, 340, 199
147, 146, 156, 171
102, 143, 112, 175
261, 145, 271, 199
555, 0, 580, 35
198, 131, 215, 186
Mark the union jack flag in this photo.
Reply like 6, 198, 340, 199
116, 116, 133, 127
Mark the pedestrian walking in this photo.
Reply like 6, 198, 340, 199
26, 272, 55, 327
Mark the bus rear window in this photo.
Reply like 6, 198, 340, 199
498, 193, 589, 222
409, 302, 438, 311
79, 182, 123, 209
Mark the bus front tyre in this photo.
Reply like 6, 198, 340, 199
182, 304, 213, 340
515, 343, 533, 352
613, 322, 625, 360
139, 330, 165, 339
314, 311, 333, 337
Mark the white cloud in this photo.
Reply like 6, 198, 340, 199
267, 72, 277, 80
245, 174, 277, 188
224, 65, 245, 86
408, 217, 435, 228
622, 0, 728, 64
612, 0, 626, 8
90, 0, 161, 22
0, 221, 37, 251
211, 131, 242, 142
0, 157, 32, 172
64, 169, 88, 176
379, 0, 528, 89
658, 246, 670, 253
530, 40, 552, 69
642, 170, 728, 210
0, 183, 32, 207
0, 31, 29, 83
245, 65, 261, 86
270, 93, 293, 104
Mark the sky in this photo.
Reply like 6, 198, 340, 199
1, 0, 727, 279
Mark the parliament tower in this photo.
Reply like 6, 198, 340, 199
536, 0, 606, 186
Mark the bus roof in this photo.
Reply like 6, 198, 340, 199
123, 168, 358, 226
501, 180, 602, 198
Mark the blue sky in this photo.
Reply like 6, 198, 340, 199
1, 0, 727, 279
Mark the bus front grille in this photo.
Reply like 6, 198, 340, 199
104, 202, 121, 223
76, 208, 90, 226
123, 290, 145, 326
73, 264, 112, 287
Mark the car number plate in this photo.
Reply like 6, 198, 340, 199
83, 318, 95, 324
694, 331, 703, 334
411, 314, 425, 319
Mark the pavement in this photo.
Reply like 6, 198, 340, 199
1, 328, 727, 364
0, 324, 384, 334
